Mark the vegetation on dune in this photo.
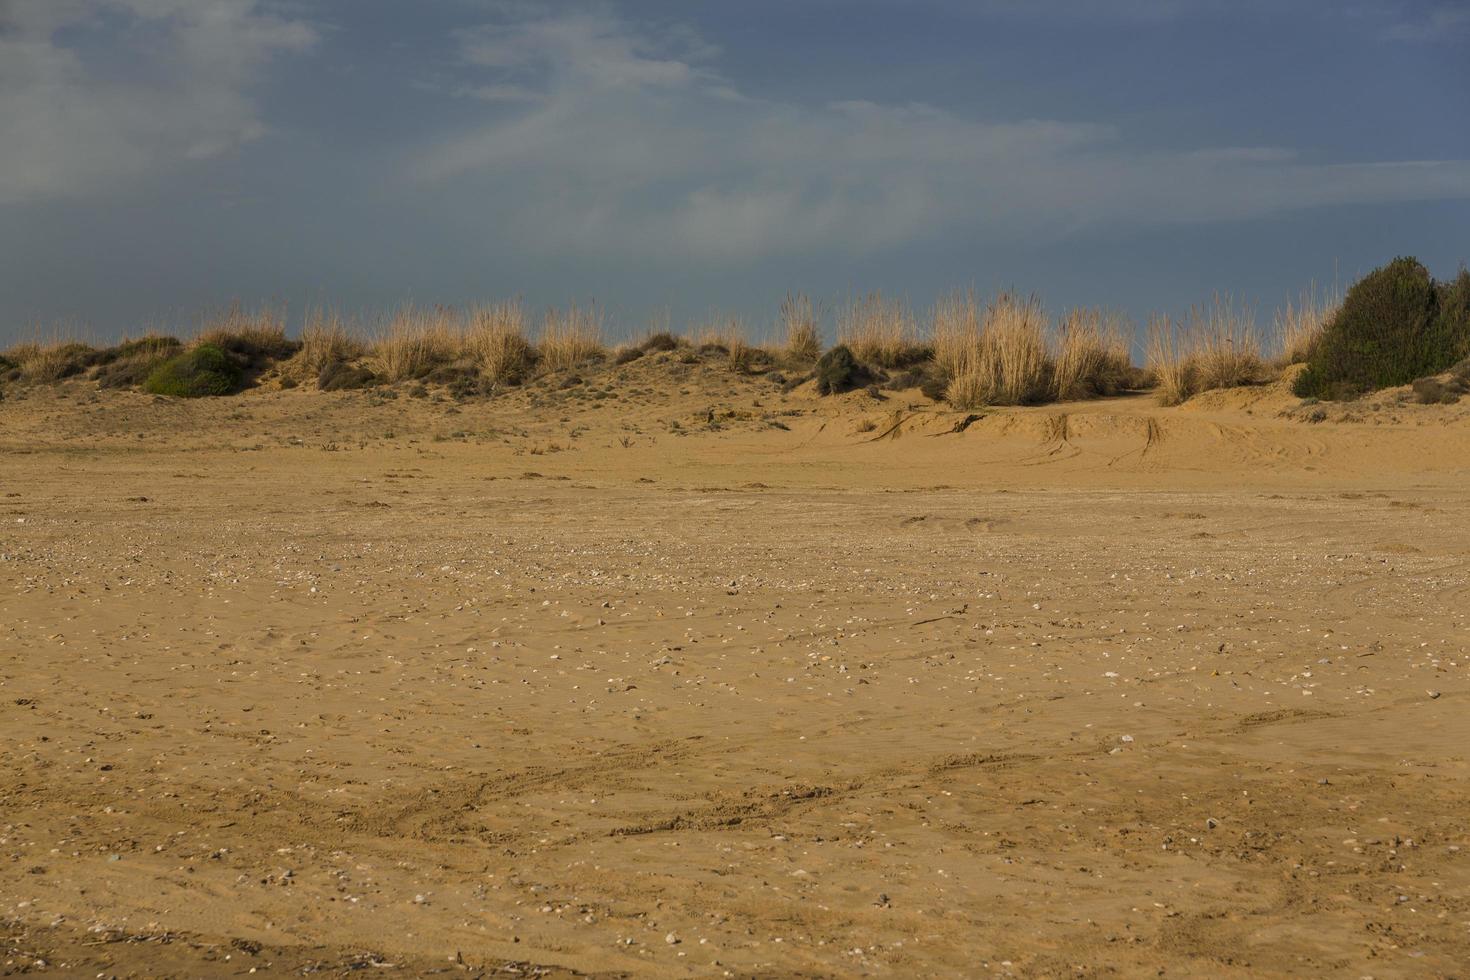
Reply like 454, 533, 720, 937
815, 344, 871, 395
1294, 257, 1470, 400
142, 343, 244, 397
13, 261, 1466, 411
91, 335, 183, 389
1146, 296, 1265, 406
781, 293, 821, 364
196, 304, 299, 366
838, 292, 928, 368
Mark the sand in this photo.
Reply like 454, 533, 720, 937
2, 361, 1468, 977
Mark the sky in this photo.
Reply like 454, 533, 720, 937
1, 0, 1468, 346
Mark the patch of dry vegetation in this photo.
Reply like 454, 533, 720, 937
195, 304, 297, 364
1052, 308, 1133, 400
938, 291, 1050, 409
293, 309, 364, 380
781, 293, 821, 364
1273, 284, 1340, 366
1146, 296, 1265, 405
838, 292, 924, 367
366, 306, 461, 382
538, 304, 606, 371
469, 302, 534, 384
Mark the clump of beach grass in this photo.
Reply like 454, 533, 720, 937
838, 292, 924, 367
1274, 283, 1340, 366
468, 301, 534, 384
294, 308, 364, 380
1051, 308, 1133, 400
939, 291, 1049, 409
781, 293, 821, 364
538, 304, 605, 371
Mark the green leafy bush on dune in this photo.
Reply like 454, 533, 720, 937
142, 343, 243, 397
1295, 257, 1470, 400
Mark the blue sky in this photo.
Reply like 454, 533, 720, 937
2, 0, 1467, 346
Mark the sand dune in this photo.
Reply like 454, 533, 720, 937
3, 369, 1469, 976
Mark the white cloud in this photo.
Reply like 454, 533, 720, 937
408, 5, 1470, 261
1382, 2, 1470, 39
0, 0, 317, 204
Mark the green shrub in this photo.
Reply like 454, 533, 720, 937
814, 344, 870, 395
143, 344, 243, 397
1434, 267, 1470, 362
1295, 257, 1468, 399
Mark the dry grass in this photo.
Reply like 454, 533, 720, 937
1145, 296, 1265, 406
468, 302, 534, 384
931, 290, 982, 380
195, 303, 292, 359
1274, 284, 1340, 366
780, 293, 821, 363
1052, 308, 1132, 400
2, 324, 98, 381
838, 292, 921, 367
1191, 295, 1264, 391
727, 335, 763, 374
293, 309, 364, 379
367, 306, 461, 382
694, 315, 767, 373
538, 304, 605, 371
1145, 314, 1196, 406
940, 291, 1049, 408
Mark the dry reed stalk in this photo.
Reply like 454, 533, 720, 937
368, 305, 462, 381
295, 308, 363, 378
1190, 294, 1263, 391
538, 304, 604, 371
1274, 283, 1340, 365
838, 292, 920, 367
1052, 308, 1132, 400
1145, 314, 1197, 406
780, 293, 821, 362
468, 301, 533, 384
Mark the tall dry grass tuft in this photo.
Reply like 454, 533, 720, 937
468, 301, 534, 384
1146, 296, 1265, 405
295, 308, 364, 379
1274, 283, 1340, 366
538, 304, 605, 371
195, 303, 294, 360
838, 292, 921, 367
368, 305, 460, 382
1145, 314, 1196, 406
931, 289, 982, 380
4, 322, 97, 381
1052, 308, 1132, 400
1190, 294, 1264, 391
941, 291, 1049, 408
780, 293, 821, 363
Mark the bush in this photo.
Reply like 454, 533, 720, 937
1295, 257, 1467, 399
21, 342, 100, 381
641, 331, 682, 352
815, 344, 870, 395
1434, 267, 1470, 361
1411, 376, 1465, 404
143, 344, 243, 397
196, 306, 299, 366
318, 360, 377, 391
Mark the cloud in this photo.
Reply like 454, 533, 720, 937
1381, 2, 1470, 39
406, 5, 1470, 262
0, 0, 317, 204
